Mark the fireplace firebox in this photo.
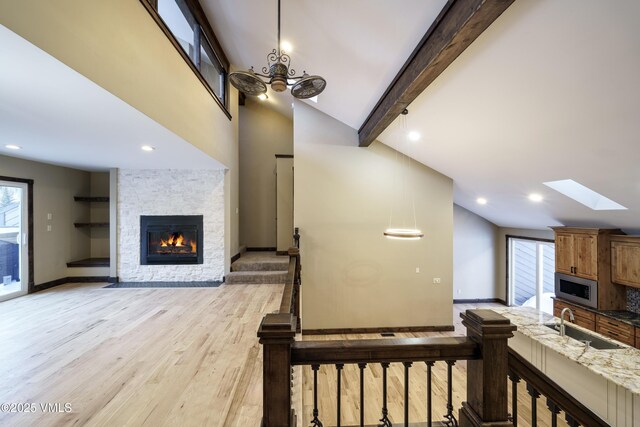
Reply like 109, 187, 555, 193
140, 215, 203, 265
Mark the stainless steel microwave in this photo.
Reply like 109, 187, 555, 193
554, 273, 598, 309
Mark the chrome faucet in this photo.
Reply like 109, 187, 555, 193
559, 307, 575, 337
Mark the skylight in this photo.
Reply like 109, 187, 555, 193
543, 179, 627, 210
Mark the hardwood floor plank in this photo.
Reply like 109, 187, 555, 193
0, 282, 282, 427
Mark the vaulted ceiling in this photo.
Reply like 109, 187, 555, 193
207, 0, 640, 232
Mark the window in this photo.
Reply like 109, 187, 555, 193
142, 0, 230, 117
507, 237, 555, 315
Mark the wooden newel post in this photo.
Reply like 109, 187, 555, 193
258, 313, 297, 427
459, 309, 516, 427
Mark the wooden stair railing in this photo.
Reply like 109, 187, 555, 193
259, 308, 517, 427
507, 348, 608, 427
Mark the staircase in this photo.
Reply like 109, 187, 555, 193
225, 251, 289, 284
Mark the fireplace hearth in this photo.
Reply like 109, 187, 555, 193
140, 215, 203, 265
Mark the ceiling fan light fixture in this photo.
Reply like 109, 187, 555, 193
228, 70, 267, 96
228, 0, 325, 100
291, 74, 327, 99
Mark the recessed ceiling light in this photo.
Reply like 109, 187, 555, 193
528, 193, 543, 202
476, 197, 487, 205
281, 41, 293, 53
257, 94, 268, 101
407, 131, 421, 141
543, 179, 627, 210
141, 145, 155, 152
5, 144, 21, 150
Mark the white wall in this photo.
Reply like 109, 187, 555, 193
117, 169, 225, 282
239, 99, 293, 248
294, 102, 454, 330
453, 204, 498, 300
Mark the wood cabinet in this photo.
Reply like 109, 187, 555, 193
636, 328, 640, 350
553, 229, 599, 280
553, 299, 595, 331
595, 314, 635, 347
552, 227, 626, 310
610, 235, 640, 288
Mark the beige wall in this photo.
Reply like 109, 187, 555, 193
276, 157, 294, 252
453, 204, 499, 300
239, 99, 293, 248
0, 155, 91, 285
89, 172, 109, 258
0, 0, 236, 168
0, 1, 240, 267
497, 227, 554, 301
294, 102, 454, 330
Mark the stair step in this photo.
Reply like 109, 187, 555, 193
231, 260, 288, 272
225, 271, 288, 285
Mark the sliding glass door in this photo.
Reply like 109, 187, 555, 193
508, 237, 555, 314
0, 181, 28, 302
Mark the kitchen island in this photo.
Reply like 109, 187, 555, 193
492, 306, 640, 426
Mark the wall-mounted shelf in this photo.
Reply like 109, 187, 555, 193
74, 196, 109, 202
74, 222, 109, 228
67, 257, 110, 268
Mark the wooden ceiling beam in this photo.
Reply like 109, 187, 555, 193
358, 0, 515, 147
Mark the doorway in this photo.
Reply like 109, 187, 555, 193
507, 236, 555, 314
0, 179, 30, 302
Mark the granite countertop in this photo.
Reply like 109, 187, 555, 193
491, 306, 640, 395
552, 297, 640, 328
599, 310, 640, 328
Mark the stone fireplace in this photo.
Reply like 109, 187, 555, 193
117, 169, 224, 282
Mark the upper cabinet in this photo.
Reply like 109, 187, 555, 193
552, 227, 626, 310
610, 235, 640, 288
553, 229, 601, 280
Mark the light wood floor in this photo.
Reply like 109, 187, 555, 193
300, 303, 572, 427
1, 285, 572, 427
0, 282, 283, 427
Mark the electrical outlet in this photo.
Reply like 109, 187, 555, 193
433, 278, 441, 284
47, 213, 52, 220
47, 225, 51, 232
457, 289, 462, 295
415, 267, 420, 273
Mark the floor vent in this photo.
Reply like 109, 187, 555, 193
380, 332, 395, 337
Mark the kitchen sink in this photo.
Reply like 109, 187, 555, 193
544, 323, 624, 350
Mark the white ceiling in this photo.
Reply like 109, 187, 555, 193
378, 0, 640, 232
0, 24, 223, 172
203, 0, 448, 124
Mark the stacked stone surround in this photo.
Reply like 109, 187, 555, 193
117, 169, 224, 282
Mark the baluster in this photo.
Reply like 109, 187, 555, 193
426, 361, 434, 427
546, 398, 560, 427
379, 363, 391, 427
526, 383, 540, 427
404, 361, 412, 426
508, 371, 520, 427
358, 363, 367, 427
336, 364, 343, 427
311, 364, 323, 427
443, 361, 458, 427
565, 413, 580, 427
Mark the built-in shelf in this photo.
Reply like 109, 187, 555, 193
74, 222, 109, 228
74, 196, 110, 202
67, 257, 110, 268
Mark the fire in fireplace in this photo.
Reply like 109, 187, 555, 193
140, 215, 203, 265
